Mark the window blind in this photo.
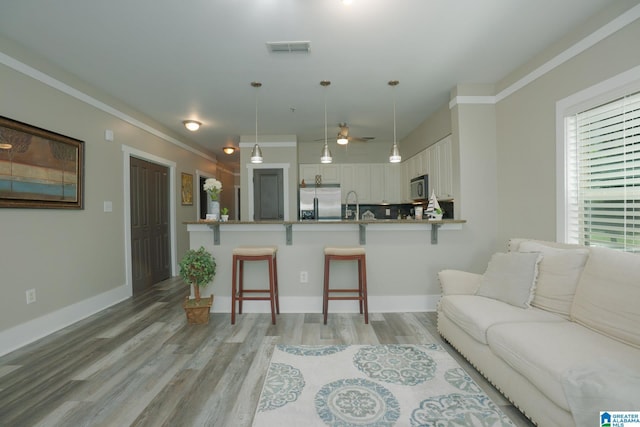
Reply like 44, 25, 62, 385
566, 91, 640, 252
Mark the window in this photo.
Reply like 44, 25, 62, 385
565, 91, 640, 252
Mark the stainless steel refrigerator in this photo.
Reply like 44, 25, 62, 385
299, 184, 341, 221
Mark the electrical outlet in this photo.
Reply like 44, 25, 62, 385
26, 288, 36, 304
299, 271, 309, 283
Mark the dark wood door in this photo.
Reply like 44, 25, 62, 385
253, 168, 284, 220
130, 157, 170, 295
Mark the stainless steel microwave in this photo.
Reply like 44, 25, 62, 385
410, 175, 429, 200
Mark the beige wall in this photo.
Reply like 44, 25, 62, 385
0, 38, 218, 342
401, 104, 452, 158
494, 9, 640, 245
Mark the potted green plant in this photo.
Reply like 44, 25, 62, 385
179, 246, 216, 324
220, 207, 229, 222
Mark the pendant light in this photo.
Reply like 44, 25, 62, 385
320, 80, 333, 164
250, 81, 263, 164
388, 80, 402, 163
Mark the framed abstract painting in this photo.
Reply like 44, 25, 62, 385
0, 116, 84, 209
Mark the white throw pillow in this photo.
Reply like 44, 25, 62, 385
519, 241, 589, 317
476, 252, 542, 308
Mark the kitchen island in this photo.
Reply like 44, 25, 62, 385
186, 219, 466, 316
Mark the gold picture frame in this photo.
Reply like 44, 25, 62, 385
0, 116, 85, 209
181, 172, 193, 205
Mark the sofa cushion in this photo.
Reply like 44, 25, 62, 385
439, 294, 564, 344
562, 358, 640, 427
486, 321, 640, 413
571, 246, 640, 348
518, 241, 589, 317
476, 252, 542, 308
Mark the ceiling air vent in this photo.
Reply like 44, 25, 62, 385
266, 41, 311, 53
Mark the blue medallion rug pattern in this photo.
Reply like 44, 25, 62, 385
253, 344, 515, 427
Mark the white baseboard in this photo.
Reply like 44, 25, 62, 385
1, 291, 439, 357
212, 294, 441, 314
0, 285, 130, 357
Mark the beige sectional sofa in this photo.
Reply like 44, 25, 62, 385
437, 238, 640, 427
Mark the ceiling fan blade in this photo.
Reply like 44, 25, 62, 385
349, 136, 375, 142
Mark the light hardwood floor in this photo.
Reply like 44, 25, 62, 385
0, 277, 534, 426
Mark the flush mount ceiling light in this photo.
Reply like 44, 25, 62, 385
0, 141, 12, 150
183, 120, 201, 131
320, 80, 333, 164
250, 82, 263, 164
388, 80, 402, 164
223, 147, 235, 155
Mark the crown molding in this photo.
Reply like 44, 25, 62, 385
450, 3, 640, 109
0, 51, 217, 163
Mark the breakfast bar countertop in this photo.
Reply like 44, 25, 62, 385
186, 218, 466, 246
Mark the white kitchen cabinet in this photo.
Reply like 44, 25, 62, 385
340, 164, 356, 203
320, 164, 340, 183
428, 145, 440, 197
424, 135, 453, 199
439, 136, 453, 199
369, 164, 385, 203
353, 164, 371, 203
299, 164, 320, 185
341, 164, 372, 204
301, 162, 403, 205
384, 163, 402, 203
407, 155, 418, 182
418, 149, 429, 177
400, 161, 409, 202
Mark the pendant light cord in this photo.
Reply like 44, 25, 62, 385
324, 90, 328, 144
393, 86, 397, 145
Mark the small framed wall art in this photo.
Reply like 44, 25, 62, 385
181, 172, 193, 205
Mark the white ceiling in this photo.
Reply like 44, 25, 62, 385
0, 0, 616, 169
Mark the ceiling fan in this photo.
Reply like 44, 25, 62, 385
315, 123, 374, 144
336, 123, 374, 144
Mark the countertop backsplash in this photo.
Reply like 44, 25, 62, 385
341, 200, 453, 220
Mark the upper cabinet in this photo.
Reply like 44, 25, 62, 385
298, 135, 452, 204
320, 164, 340, 184
384, 163, 402, 204
341, 164, 371, 203
300, 164, 340, 185
300, 163, 399, 204
299, 164, 320, 185
405, 135, 453, 200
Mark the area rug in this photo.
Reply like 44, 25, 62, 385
253, 344, 515, 427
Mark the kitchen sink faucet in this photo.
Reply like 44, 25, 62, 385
345, 190, 359, 220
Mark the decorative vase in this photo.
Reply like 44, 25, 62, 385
207, 199, 220, 220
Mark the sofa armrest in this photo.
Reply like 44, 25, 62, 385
438, 269, 482, 295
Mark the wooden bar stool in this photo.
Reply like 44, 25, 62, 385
231, 246, 279, 325
323, 246, 368, 325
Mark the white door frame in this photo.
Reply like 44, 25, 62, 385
122, 145, 177, 296
246, 162, 290, 221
